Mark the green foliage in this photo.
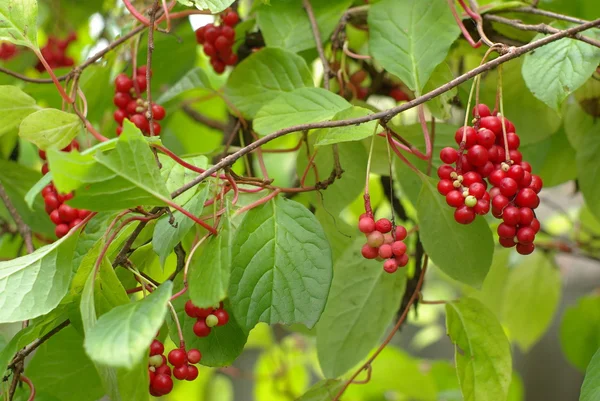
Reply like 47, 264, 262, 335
560, 293, 600, 371
580, 348, 600, 401
314, 106, 378, 146
0, 0, 39, 48
19, 109, 81, 150
0, 86, 39, 136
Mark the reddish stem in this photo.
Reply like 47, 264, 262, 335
123, 0, 151, 26
447, 0, 482, 48
386, 131, 421, 175
153, 145, 228, 180
165, 199, 218, 235
458, 0, 481, 21
33, 50, 74, 103
417, 105, 432, 159
235, 190, 281, 215
20, 374, 35, 401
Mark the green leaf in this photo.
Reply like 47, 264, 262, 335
0, 86, 39, 137
580, 348, 600, 401
48, 122, 171, 211
417, 177, 494, 287
522, 27, 600, 110
297, 379, 343, 401
26, 326, 104, 401
254, 88, 350, 135
314, 106, 378, 146
19, 109, 82, 150
316, 242, 406, 378
256, 0, 352, 53
225, 48, 313, 118
446, 297, 512, 401
560, 293, 600, 371
189, 205, 233, 308
153, 185, 209, 266
502, 252, 561, 351
0, 231, 79, 323
368, 0, 459, 94
423, 63, 456, 120
177, 0, 235, 13
564, 101, 598, 150
156, 67, 213, 104
0, 0, 38, 49
84, 281, 173, 369
576, 123, 600, 221
229, 196, 333, 331
160, 154, 208, 206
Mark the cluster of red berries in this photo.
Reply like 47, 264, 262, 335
0, 42, 17, 60
35, 33, 77, 72
184, 300, 230, 337
112, 66, 166, 136
39, 140, 91, 238
358, 215, 409, 273
195, 9, 240, 74
147, 338, 201, 396
437, 103, 542, 254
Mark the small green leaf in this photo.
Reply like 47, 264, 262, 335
502, 252, 561, 351
560, 293, 600, 371
0, 85, 39, 137
156, 67, 213, 104
580, 348, 600, 401
19, 109, 82, 150
229, 196, 333, 331
522, 26, 600, 110
176, 0, 235, 13
314, 106, 378, 146
84, 282, 173, 369
0, 230, 79, 323
446, 298, 512, 401
368, 0, 459, 93
0, 0, 38, 49
225, 48, 313, 118
316, 242, 406, 378
417, 177, 494, 287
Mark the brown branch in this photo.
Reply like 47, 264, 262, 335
485, 14, 600, 48
510, 7, 590, 24
303, 0, 330, 90
0, 182, 33, 253
146, 3, 160, 137
182, 104, 227, 131
170, 18, 600, 199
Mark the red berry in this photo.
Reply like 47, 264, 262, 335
459, 155, 473, 172
497, 223, 516, 239
224, 52, 238, 66
437, 179, 453, 195
500, 117, 516, 134
49, 209, 61, 225
193, 319, 211, 337
378, 244, 393, 259
499, 177, 518, 197
168, 349, 187, 367
480, 116, 502, 135
473, 104, 491, 118
129, 114, 149, 132
58, 204, 77, 222
69, 218, 83, 229
515, 188, 538, 208
366, 231, 384, 247
214, 35, 230, 51
187, 349, 201, 364
375, 218, 392, 233
492, 195, 509, 211
507, 165, 524, 183
396, 253, 409, 267
395, 226, 407, 241
186, 365, 199, 381
437, 165, 455, 180
211, 59, 226, 74
488, 145, 501, 163
223, 11, 239, 27
126, 100, 138, 115
38, 149, 47, 160
519, 208, 534, 226
516, 242, 535, 255
454, 206, 475, 224
530, 175, 543, 193
455, 126, 477, 148
477, 161, 495, 178
509, 150, 523, 165
195, 26, 207, 43
502, 206, 520, 226
221, 25, 235, 40
151, 104, 166, 120
41, 185, 55, 197
150, 339, 164, 356
185, 300, 197, 317
505, 132, 520, 149
214, 309, 229, 326
115, 73, 133, 93
476, 128, 496, 148
78, 209, 91, 219
358, 217, 376, 233
55, 224, 69, 238
156, 363, 171, 376
467, 145, 488, 167
113, 92, 132, 109
205, 27, 219, 43
391, 241, 406, 256
520, 161, 532, 173
152, 374, 173, 396
530, 218, 541, 233
44, 195, 60, 211
440, 147, 459, 164
361, 244, 379, 259
489, 187, 501, 200
517, 227, 536, 244
520, 171, 533, 188
474, 199, 490, 215
469, 182, 486, 199
195, 306, 215, 318
499, 237, 516, 248
462, 171, 482, 187
41, 163, 49, 175
446, 190, 464, 208
173, 365, 188, 380
383, 259, 398, 273
152, 122, 162, 136
136, 74, 147, 92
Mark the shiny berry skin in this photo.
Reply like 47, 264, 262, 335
223, 11, 239, 26
205, 314, 219, 328
203, 42, 217, 57
214, 309, 229, 326
214, 35, 230, 51
507, 165, 524, 183
519, 208, 534, 226
391, 241, 406, 256
186, 365, 199, 381
476, 128, 496, 148
462, 172, 482, 187
516, 242, 535, 255
130, 114, 149, 132
224, 53, 238, 66
517, 227, 536, 244
454, 206, 475, 224
530, 218, 541, 233
185, 300, 197, 317
195, 26, 206, 43
467, 145, 489, 166
115, 73, 133, 93
446, 190, 464, 208
395, 226, 407, 241
474, 200, 490, 215
187, 349, 201, 364
42, 185, 54, 197
520, 171, 533, 188
55, 224, 69, 238
469, 183, 486, 199
152, 122, 162, 136
44, 195, 60, 211
156, 364, 171, 376
41, 163, 49, 175
193, 319, 211, 337
137, 65, 150, 77
437, 165, 454, 180
497, 223, 516, 239
505, 132, 520, 149
378, 244, 393, 259
58, 204, 77, 222
168, 349, 187, 367
375, 218, 392, 233
396, 253, 409, 267
488, 145, 501, 163
500, 117, 516, 134
50, 209, 62, 225
211, 59, 226, 74
502, 206, 520, 226
499, 177, 518, 197
479, 116, 502, 135
39, 149, 47, 160
454, 126, 477, 148
464, 195, 477, 208
114, 109, 127, 124
440, 147, 459, 164
126, 100, 138, 115
515, 188, 538, 208
437, 179, 453, 195
221, 25, 235, 40
150, 339, 164, 356
473, 103, 491, 117
477, 161, 495, 178
491, 195, 509, 211
69, 218, 83, 229
499, 237, 516, 248
78, 209, 91, 219
509, 150, 523, 165
113, 92, 131, 109
152, 374, 173, 396
136, 74, 147, 92
151, 104, 166, 120
530, 175, 543, 193
521, 161, 532, 173
361, 244, 379, 259
366, 231, 384, 247
173, 365, 189, 380
358, 217, 376, 233
383, 259, 398, 273
459, 155, 473, 173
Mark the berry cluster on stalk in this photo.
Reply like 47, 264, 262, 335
147, 337, 201, 396
113, 65, 166, 136
195, 9, 240, 74
185, 300, 230, 337
35, 33, 77, 71
437, 103, 543, 254
359, 215, 409, 273
0, 43, 17, 60
39, 140, 91, 238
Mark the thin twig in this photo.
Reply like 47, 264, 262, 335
511, 7, 589, 24
0, 182, 33, 253
303, 0, 330, 90
146, 3, 160, 137
182, 105, 227, 131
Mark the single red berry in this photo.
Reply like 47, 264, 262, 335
509, 150, 523, 165
474, 199, 490, 215
187, 349, 201, 364
459, 155, 473, 172
185, 300, 197, 317
136, 74, 147, 92
151, 104, 166, 120
195, 306, 215, 318
152, 122, 162, 136
152, 374, 173, 396
505, 132, 520, 150
520, 171, 533, 188
41, 185, 55, 197
473, 103, 492, 118
224, 52, 238, 66
44, 195, 60, 211
193, 319, 211, 337
396, 253, 409, 267
516, 242, 535, 255
500, 117, 516, 134
383, 258, 398, 274
491, 195, 509, 211
375, 218, 392, 233
378, 244, 393, 259
168, 349, 187, 367
530, 218, 541, 233
214, 309, 229, 326
389, 88, 409, 101
150, 339, 164, 356
454, 206, 475, 224
361, 244, 379, 259
156, 360, 170, 375
55, 223, 69, 238
480, 116, 502, 135
499, 177, 518, 197
507, 165, 524, 183
214, 36, 231, 51
41, 163, 50, 175
467, 145, 489, 167
476, 128, 496, 148
126, 100, 138, 115
519, 208, 534, 226
469, 182, 486, 199
113, 92, 132, 109
462, 171, 483, 187
446, 190, 464, 208
223, 11, 240, 26
115, 73, 133, 93
440, 147, 459, 164
520, 161, 532, 173
515, 188, 538, 208
517, 227, 536, 244
69, 218, 83, 229
78, 209, 91, 219
454, 126, 477, 148
437, 165, 454, 180
38, 149, 47, 160
391, 241, 406, 256
173, 365, 189, 380
437, 179, 453, 195
129, 114, 150, 132
488, 145, 501, 163
499, 237, 516, 248
204, 26, 219, 42
114, 108, 127, 124
49, 209, 62, 225
502, 206, 520, 226
497, 223, 516, 239
136, 66, 149, 78
530, 175, 543, 193
186, 365, 199, 381
195, 26, 207, 43
211, 59, 226, 74
221, 25, 235, 40
395, 226, 407, 241
358, 217, 376, 233
477, 161, 495, 178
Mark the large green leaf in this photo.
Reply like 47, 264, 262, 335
229, 196, 333, 331
446, 298, 512, 401
581, 348, 600, 401
560, 293, 600, 371
84, 281, 173, 368
256, 0, 352, 53
417, 177, 494, 287
156, 67, 213, 104
564, 101, 598, 150
314, 106, 378, 146
47, 122, 171, 211
502, 252, 561, 351
316, 242, 406, 378
254, 88, 350, 135
423, 63, 456, 120
0, 86, 39, 137
19, 109, 82, 150
368, 0, 459, 93
26, 326, 104, 401
224, 48, 313, 118
0, 230, 79, 323
576, 123, 600, 221
0, 0, 38, 48
522, 26, 600, 110
177, 0, 235, 13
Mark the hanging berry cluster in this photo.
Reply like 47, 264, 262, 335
195, 9, 240, 74
147, 338, 201, 397
437, 103, 543, 254
358, 215, 409, 274
112, 65, 166, 136
39, 140, 91, 238
35, 33, 77, 72
184, 300, 229, 337
0, 43, 17, 61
